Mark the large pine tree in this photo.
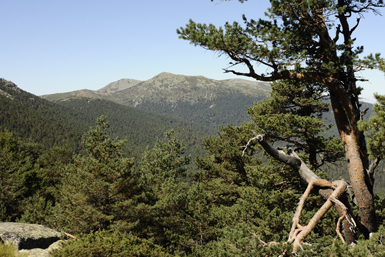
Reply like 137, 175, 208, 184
178, 0, 385, 248
51, 116, 140, 234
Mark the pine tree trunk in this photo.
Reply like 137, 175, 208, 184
330, 92, 378, 236
341, 133, 377, 236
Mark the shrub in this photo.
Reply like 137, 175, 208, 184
51, 230, 176, 257
0, 242, 27, 257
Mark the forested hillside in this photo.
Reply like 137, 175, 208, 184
2, 110, 385, 257
56, 97, 216, 160
3, 0, 385, 254
42, 72, 271, 128
0, 79, 88, 152
38, 74, 385, 193
0, 79, 215, 162
3, 77, 385, 256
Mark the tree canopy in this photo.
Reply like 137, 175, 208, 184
3, 0, 385, 256
178, 0, 385, 252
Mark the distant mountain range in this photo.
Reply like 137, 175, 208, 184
3, 74, 385, 194
41, 72, 271, 128
0, 78, 215, 161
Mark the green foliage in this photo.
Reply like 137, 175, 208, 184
3, 107, 385, 255
359, 94, 385, 160
361, 53, 385, 73
51, 230, 176, 257
51, 116, 140, 234
188, 122, 342, 256
0, 130, 41, 221
185, 124, 305, 256
247, 80, 344, 171
294, 226, 385, 256
135, 130, 191, 254
141, 130, 191, 195
56, 98, 213, 163
0, 242, 27, 257
18, 145, 73, 224
0, 79, 87, 152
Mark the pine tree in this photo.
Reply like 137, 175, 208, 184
137, 130, 191, 254
183, 124, 302, 255
0, 130, 41, 221
19, 145, 73, 225
358, 94, 385, 186
247, 79, 344, 171
51, 116, 140, 234
178, 0, 385, 246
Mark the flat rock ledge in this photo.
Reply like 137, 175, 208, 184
0, 222, 67, 256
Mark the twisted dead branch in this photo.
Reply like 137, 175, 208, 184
242, 134, 357, 252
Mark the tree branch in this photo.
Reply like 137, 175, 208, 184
368, 157, 380, 180
243, 134, 358, 244
242, 134, 302, 169
289, 179, 352, 253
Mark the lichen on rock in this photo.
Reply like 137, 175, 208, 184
0, 223, 66, 250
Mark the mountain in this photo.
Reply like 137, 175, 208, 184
40, 89, 102, 102
97, 78, 142, 94
0, 79, 89, 151
224, 78, 271, 91
42, 72, 271, 128
54, 97, 216, 160
0, 79, 215, 161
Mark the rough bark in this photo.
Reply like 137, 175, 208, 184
329, 91, 377, 237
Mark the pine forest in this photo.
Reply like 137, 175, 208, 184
2, 0, 385, 256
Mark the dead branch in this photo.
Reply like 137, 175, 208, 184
289, 179, 333, 242
368, 157, 380, 177
289, 179, 350, 253
62, 231, 77, 239
242, 134, 358, 246
242, 134, 302, 171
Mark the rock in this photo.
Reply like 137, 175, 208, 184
0, 89, 14, 99
19, 240, 65, 257
4, 80, 21, 92
0, 222, 66, 250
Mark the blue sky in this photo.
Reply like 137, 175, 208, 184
1, 0, 384, 103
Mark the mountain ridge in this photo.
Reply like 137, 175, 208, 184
41, 72, 271, 128
97, 78, 142, 94
41, 72, 271, 102
0, 78, 215, 161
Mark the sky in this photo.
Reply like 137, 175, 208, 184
1, 0, 384, 103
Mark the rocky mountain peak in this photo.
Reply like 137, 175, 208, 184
4, 80, 21, 92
